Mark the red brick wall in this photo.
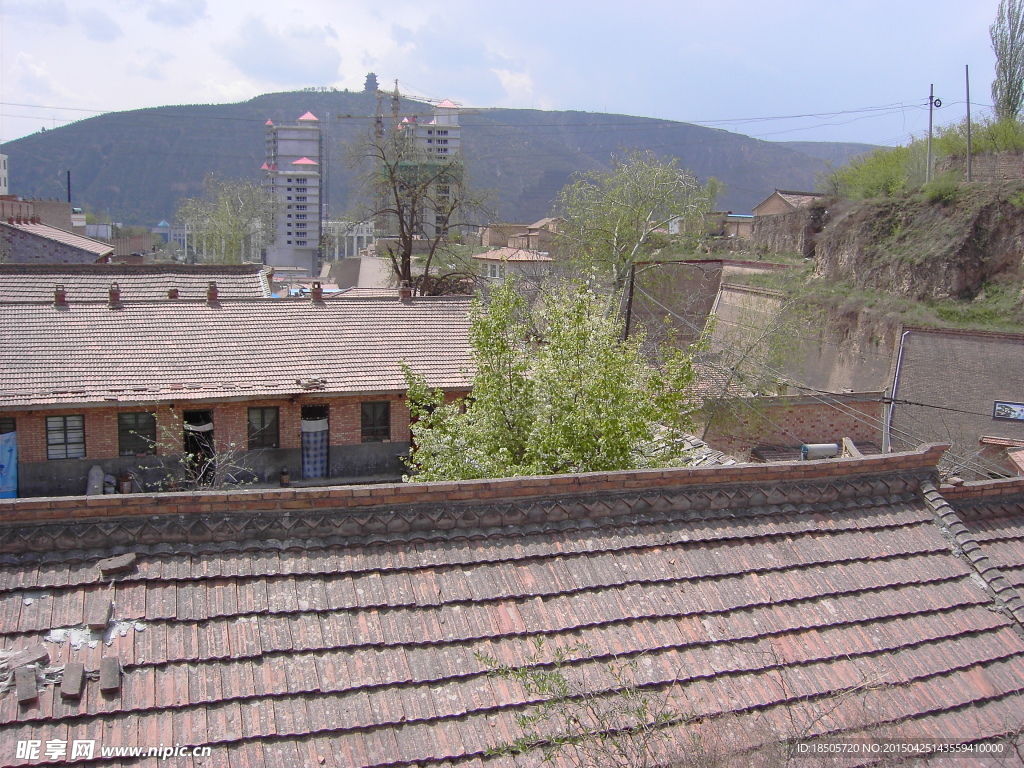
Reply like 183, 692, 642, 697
702, 396, 885, 460
0, 443, 950, 525
4, 392, 454, 465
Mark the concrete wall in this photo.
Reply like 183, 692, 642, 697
710, 282, 895, 394
889, 327, 1024, 478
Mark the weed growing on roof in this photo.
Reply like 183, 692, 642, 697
476, 638, 677, 768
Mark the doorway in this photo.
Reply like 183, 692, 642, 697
300, 405, 329, 479
182, 410, 215, 486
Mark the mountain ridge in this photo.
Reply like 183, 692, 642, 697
2, 90, 877, 226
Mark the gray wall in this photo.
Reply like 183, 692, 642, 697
15, 442, 411, 497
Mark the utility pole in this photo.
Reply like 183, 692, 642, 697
623, 262, 636, 340
926, 85, 942, 183
966, 65, 973, 182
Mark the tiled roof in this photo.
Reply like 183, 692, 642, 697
0, 296, 472, 407
776, 190, 823, 208
890, 326, 1024, 476
0, 264, 272, 303
936, 479, 1024, 624
471, 247, 552, 262
297, 112, 319, 121
327, 287, 400, 299
0, 221, 114, 257
2, 447, 1024, 764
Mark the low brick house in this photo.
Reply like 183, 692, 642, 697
0, 218, 113, 264
4, 445, 1024, 762
0, 289, 471, 496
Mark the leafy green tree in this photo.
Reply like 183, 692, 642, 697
991, 0, 1024, 121
175, 174, 273, 264
829, 144, 928, 199
555, 150, 720, 292
403, 279, 701, 481
934, 115, 1024, 155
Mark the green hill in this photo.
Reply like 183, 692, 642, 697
3, 90, 875, 226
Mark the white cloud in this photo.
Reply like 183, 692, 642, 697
222, 17, 342, 86
143, 0, 208, 27
491, 69, 535, 106
77, 7, 123, 42
131, 49, 174, 80
0, 0, 70, 25
10, 52, 72, 99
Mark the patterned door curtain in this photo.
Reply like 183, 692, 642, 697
300, 418, 329, 479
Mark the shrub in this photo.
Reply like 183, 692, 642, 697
922, 172, 962, 205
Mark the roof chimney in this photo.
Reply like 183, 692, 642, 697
399, 281, 413, 301
206, 281, 219, 305
167, 288, 179, 300
311, 281, 323, 302
54, 285, 68, 308
108, 282, 121, 308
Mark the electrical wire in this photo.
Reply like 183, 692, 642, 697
632, 283, 1013, 478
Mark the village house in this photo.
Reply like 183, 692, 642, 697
0, 283, 471, 497
471, 246, 552, 283
0, 217, 113, 264
1, 444, 1024, 764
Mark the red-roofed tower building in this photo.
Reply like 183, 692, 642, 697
262, 112, 322, 275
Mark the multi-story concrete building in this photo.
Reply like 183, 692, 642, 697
262, 112, 322, 275
0, 153, 8, 196
403, 99, 462, 157
379, 100, 463, 243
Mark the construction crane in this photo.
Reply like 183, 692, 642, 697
335, 80, 479, 139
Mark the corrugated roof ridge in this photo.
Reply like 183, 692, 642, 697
922, 479, 1024, 627
0, 503, 933, 585
0, 449, 948, 553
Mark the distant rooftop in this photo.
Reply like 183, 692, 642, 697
0, 263, 272, 303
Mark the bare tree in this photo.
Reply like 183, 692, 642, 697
350, 125, 487, 296
991, 0, 1024, 121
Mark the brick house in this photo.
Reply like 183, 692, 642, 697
0, 218, 114, 264
0, 288, 471, 496
4, 445, 1024, 762
471, 246, 552, 283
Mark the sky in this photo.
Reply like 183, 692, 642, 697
0, 0, 1003, 148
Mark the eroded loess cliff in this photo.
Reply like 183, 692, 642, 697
812, 183, 1024, 302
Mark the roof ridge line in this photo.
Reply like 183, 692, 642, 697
920, 479, 1024, 629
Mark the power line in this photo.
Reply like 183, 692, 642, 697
632, 284, 1012, 479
